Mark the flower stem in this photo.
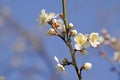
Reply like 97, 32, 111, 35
67, 43, 82, 80
61, 0, 82, 80
62, 0, 70, 41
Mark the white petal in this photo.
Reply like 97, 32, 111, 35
55, 66, 62, 72
41, 9, 45, 14
75, 44, 82, 50
74, 33, 84, 43
54, 56, 59, 64
83, 41, 90, 48
58, 64, 65, 71
89, 41, 97, 47
55, 64, 65, 72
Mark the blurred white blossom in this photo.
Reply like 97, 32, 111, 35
113, 51, 120, 63
0, 76, 5, 80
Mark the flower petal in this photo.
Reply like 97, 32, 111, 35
89, 41, 97, 47
54, 56, 59, 64
55, 64, 65, 72
74, 33, 85, 44
75, 44, 82, 50
41, 9, 45, 14
83, 41, 90, 48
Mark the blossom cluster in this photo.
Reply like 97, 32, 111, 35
38, 9, 101, 73
100, 29, 120, 63
74, 32, 100, 50
38, 9, 101, 49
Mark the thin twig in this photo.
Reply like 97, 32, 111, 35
61, 0, 83, 80
62, 0, 70, 41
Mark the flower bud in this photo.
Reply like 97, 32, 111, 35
59, 13, 64, 18
104, 40, 110, 46
68, 23, 74, 29
110, 37, 117, 43
98, 36, 104, 43
80, 49, 87, 55
82, 62, 92, 71
100, 51, 106, 58
62, 58, 69, 64
52, 19, 57, 23
0, 76, 5, 80
47, 28, 57, 36
105, 34, 111, 40
102, 28, 107, 35
70, 30, 77, 36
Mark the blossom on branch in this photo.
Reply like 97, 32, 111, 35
54, 56, 65, 72
89, 32, 100, 47
52, 19, 63, 29
82, 62, 92, 71
47, 28, 58, 36
74, 33, 88, 50
38, 9, 58, 26
113, 51, 120, 63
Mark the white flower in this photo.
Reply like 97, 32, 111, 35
83, 62, 92, 71
0, 76, 5, 80
113, 51, 120, 63
52, 19, 63, 29
38, 9, 58, 26
74, 33, 88, 50
89, 32, 100, 47
54, 56, 65, 72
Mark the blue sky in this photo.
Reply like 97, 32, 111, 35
0, 0, 120, 80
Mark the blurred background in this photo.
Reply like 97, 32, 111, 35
0, 0, 120, 80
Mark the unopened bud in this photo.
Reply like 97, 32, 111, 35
104, 40, 110, 46
102, 28, 107, 34
68, 23, 74, 29
105, 34, 111, 40
100, 51, 106, 58
110, 37, 117, 43
80, 49, 87, 55
47, 28, 57, 36
98, 36, 104, 43
70, 30, 77, 36
82, 62, 92, 71
62, 58, 69, 64
59, 13, 64, 18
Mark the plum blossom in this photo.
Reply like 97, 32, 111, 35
89, 32, 100, 47
52, 19, 63, 29
113, 51, 120, 63
54, 56, 65, 72
38, 9, 58, 26
74, 33, 88, 50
